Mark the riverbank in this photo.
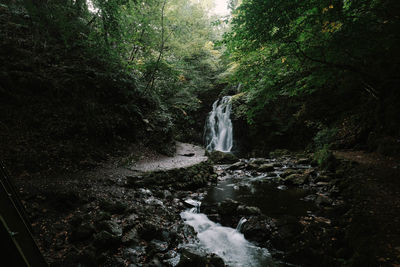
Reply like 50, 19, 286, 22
14, 146, 400, 266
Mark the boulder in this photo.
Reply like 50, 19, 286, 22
121, 228, 139, 245
96, 220, 122, 236
237, 205, 261, 215
227, 161, 246, 170
93, 231, 121, 250
177, 248, 224, 267
284, 174, 308, 185
257, 163, 275, 172
280, 169, 299, 178
218, 198, 240, 216
69, 223, 95, 242
208, 151, 238, 164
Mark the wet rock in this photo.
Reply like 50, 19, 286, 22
177, 248, 224, 267
315, 175, 331, 183
96, 220, 122, 236
138, 222, 163, 241
99, 199, 127, 214
149, 239, 169, 253
227, 161, 246, 170
208, 151, 238, 164
237, 205, 261, 215
69, 223, 95, 242
296, 158, 310, 165
93, 230, 121, 250
122, 214, 138, 231
257, 163, 275, 172
284, 174, 308, 185
315, 194, 333, 206
242, 217, 273, 243
218, 198, 240, 216
249, 158, 268, 165
280, 169, 299, 178
122, 228, 139, 245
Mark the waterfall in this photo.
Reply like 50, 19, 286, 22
236, 217, 248, 232
204, 96, 233, 152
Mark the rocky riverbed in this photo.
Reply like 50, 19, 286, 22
14, 146, 400, 266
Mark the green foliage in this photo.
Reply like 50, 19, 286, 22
314, 145, 336, 170
314, 127, 338, 149
224, 0, 400, 109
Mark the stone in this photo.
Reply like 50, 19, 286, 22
121, 228, 138, 245
177, 248, 224, 267
284, 174, 308, 185
296, 158, 310, 165
208, 151, 238, 164
280, 169, 299, 178
218, 198, 240, 216
96, 220, 122, 236
93, 231, 121, 249
69, 223, 95, 242
99, 199, 127, 214
315, 194, 333, 206
237, 205, 261, 215
257, 163, 275, 172
249, 158, 268, 165
227, 161, 246, 170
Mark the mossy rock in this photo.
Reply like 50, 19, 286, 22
208, 151, 238, 164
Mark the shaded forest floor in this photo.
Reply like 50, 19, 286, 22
334, 150, 400, 266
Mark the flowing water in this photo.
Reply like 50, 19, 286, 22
180, 211, 275, 267
204, 96, 233, 152
180, 163, 315, 266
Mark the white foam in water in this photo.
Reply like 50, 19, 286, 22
180, 211, 275, 267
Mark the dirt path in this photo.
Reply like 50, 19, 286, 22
334, 150, 400, 266
130, 142, 208, 172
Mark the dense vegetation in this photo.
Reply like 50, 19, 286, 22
224, 0, 400, 156
0, 0, 226, 174
1, 0, 399, 174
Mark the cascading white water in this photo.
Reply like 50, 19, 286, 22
180, 211, 274, 267
236, 217, 248, 232
204, 96, 233, 152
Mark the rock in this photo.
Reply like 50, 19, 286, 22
280, 169, 299, 178
122, 214, 138, 231
257, 163, 275, 172
138, 222, 163, 241
227, 161, 246, 170
249, 158, 268, 165
315, 175, 331, 183
296, 158, 310, 165
93, 231, 121, 249
315, 194, 333, 206
69, 223, 95, 242
126, 174, 144, 187
177, 248, 224, 267
284, 174, 308, 185
242, 217, 273, 243
122, 228, 138, 245
99, 199, 127, 214
96, 220, 122, 236
208, 151, 238, 164
218, 198, 240, 216
237, 205, 261, 215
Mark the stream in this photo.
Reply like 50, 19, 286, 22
179, 160, 316, 267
